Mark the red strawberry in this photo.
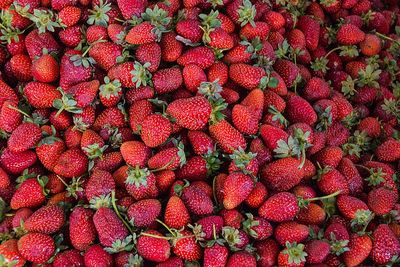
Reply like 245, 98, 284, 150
9, 54, 32, 81
53, 249, 84, 267
232, 104, 259, 135
173, 229, 202, 261
93, 207, 129, 248
0, 239, 26, 267
10, 178, 46, 210
84, 244, 113, 267
0, 148, 37, 175
69, 207, 96, 251
256, 239, 280, 267
317, 168, 349, 195
7, 122, 42, 153
177, 46, 215, 69
343, 234, 372, 267
89, 42, 122, 71
258, 192, 299, 222
125, 22, 157, 45
0, 100, 22, 133
261, 158, 304, 192
277, 242, 307, 267
375, 139, 400, 162
167, 96, 212, 130
160, 32, 183, 62
188, 130, 214, 155
60, 50, 94, 90
273, 59, 300, 88
164, 195, 191, 229
223, 172, 254, 210
297, 15, 320, 51
285, 95, 317, 125
274, 222, 309, 246
140, 114, 171, 148
120, 141, 151, 167
135, 42, 161, 72
125, 166, 158, 200
53, 148, 89, 178
127, 198, 161, 227
336, 195, 371, 223
137, 230, 171, 262
371, 224, 400, 264
85, 169, 116, 201
209, 120, 246, 154
227, 251, 257, 267
31, 54, 59, 83
18, 233, 55, 263
0, 80, 18, 108
182, 64, 207, 92
24, 205, 65, 234
337, 24, 366, 45
152, 67, 183, 94
182, 185, 214, 215
36, 137, 66, 171
204, 244, 228, 267
305, 240, 330, 264
93, 107, 126, 131
229, 63, 266, 90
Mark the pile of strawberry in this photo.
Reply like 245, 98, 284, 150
1, 0, 400, 265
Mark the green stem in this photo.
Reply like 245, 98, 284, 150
155, 219, 176, 237
307, 190, 341, 202
151, 156, 176, 172
111, 191, 135, 236
7, 105, 31, 119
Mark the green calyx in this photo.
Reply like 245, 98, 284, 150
100, 76, 122, 99
315, 106, 333, 132
87, 0, 111, 27
268, 105, 288, 127
203, 149, 222, 176
198, 80, 223, 101
222, 226, 241, 251
104, 235, 136, 254
237, 0, 256, 27
209, 98, 228, 124
30, 8, 62, 34
283, 242, 307, 265
229, 147, 256, 171
141, 5, 171, 41
89, 194, 112, 209
131, 61, 152, 88
329, 233, 349, 256
364, 167, 386, 187
83, 143, 108, 159
52, 88, 83, 117
125, 166, 150, 187
199, 10, 221, 44
242, 213, 260, 238
351, 209, 374, 229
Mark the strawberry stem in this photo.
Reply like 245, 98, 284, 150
155, 219, 176, 237
111, 190, 136, 236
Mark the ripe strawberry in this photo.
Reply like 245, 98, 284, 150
84, 244, 114, 267
9, 54, 32, 81
160, 32, 183, 62
258, 192, 299, 222
152, 67, 183, 94
229, 63, 266, 90
336, 195, 370, 221
337, 24, 366, 45
93, 207, 129, 248
137, 230, 171, 262
18, 233, 55, 263
89, 42, 122, 71
69, 207, 96, 251
36, 137, 66, 171
277, 242, 307, 267
371, 224, 400, 264
0, 100, 22, 133
297, 15, 320, 51
227, 251, 257, 267
305, 240, 330, 264
0, 80, 18, 108
173, 229, 202, 261
255, 239, 280, 267
167, 96, 212, 130
273, 59, 300, 88
93, 107, 126, 131
31, 54, 59, 83
343, 234, 372, 267
53, 148, 88, 178
274, 222, 309, 246
182, 185, 214, 215
232, 104, 259, 135
125, 21, 157, 45
0, 239, 26, 267
127, 198, 161, 227
367, 187, 397, 215
10, 178, 46, 210
164, 195, 191, 229
0, 148, 37, 175
125, 166, 158, 200
375, 139, 400, 162
337, 158, 363, 195
120, 141, 151, 167
7, 122, 42, 153
187, 130, 214, 155
182, 64, 207, 92
209, 120, 246, 154
177, 46, 215, 69
53, 249, 84, 267
204, 244, 228, 267
117, 0, 146, 19
24, 205, 65, 234
140, 114, 171, 147
135, 42, 161, 73
261, 158, 304, 192
223, 172, 253, 210
317, 168, 349, 195
285, 95, 317, 125
85, 169, 116, 201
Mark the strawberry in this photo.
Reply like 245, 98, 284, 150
209, 120, 246, 154
147, 146, 186, 170
337, 24, 366, 45
80, 129, 106, 159
0, 167, 10, 189
69, 207, 96, 251
0, 100, 22, 133
127, 198, 161, 227
93, 207, 129, 248
316, 168, 349, 195
137, 230, 171, 262
164, 195, 191, 229
229, 63, 266, 90
152, 67, 183, 94
120, 141, 151, 167
173, 229, 202, 261
261, 158, 304, 192
177, 46, 215, 69
258, 192, 299, 222
367, 187, 397, 215
7, 122, 42, 153
0, 80, 18, 108
255, 239, 280, 267
343, 234, 372, 267
140, 114, 171, 147
277, 242, 307, 267
223, 172, 254, 210
117, 0, 146, 19
0, 148, 37, 175
125, 166, 158, 200
274, 222, 309, 246
10, 178, 46, 210
36, 136, 66, 171
125, 21, 158, 45
183, 64, 207, 92
18, 233, 55, 263
84, 244, 114, 267
89, 42, 122, 71
371, 224, 400, 264
285, 95, 317, 125
336, 195, 371, 224
0, 239, 26, 267
305, 240, 330, 264
85, 169, 116, 201
53, 249, 84, 267
188, 130, 214, 155
297, 15, 320, 51
31, 54, 59, 83
160, 32, 183, 62
314, 146, 343, 168
244, 181, 268, 208
24, 205, 65, 234
93, 107, 126, 131
232, 104, 259, 135
167, 96, 212, 130
273, 59, 300, 88
9, 54, 32, 82
182, 185, 214, 215
135, 42, 161, 73
337, 158, 363, 195
375, 139, 400, 162
204, 244, 228, 267
53, 148, 89, 178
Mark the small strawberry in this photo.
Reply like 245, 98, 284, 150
223, 172, 254, 210
17, 233, 55, 264
0, 148, 37, 175
297, 15, 320, 51
209, 120, 246, 154
305, 239, 330, 264
204, 244, 228, 267
9, 54, 32, 82
85, 169, 116, 201
31, 54, 59, 83
89, 41, 123, 71
164, 195, 191, 229
36, 136, 66, 171
227, 251, 256, 267
127, 198, 161, 228
140, 114, 171, 148
371, 224, 400, 264
69, 207, 96, 251
53, 148, 89, 178
24, 205, 65, 234
285, 95, 317, 126
53, 249, 84, 267
375, 139, 400, 162
125, 166, 158, 200
84, 244, 113, 267
261, 158, 304, 192
177, 46, 215, 69
7, 122, 42, 153
343, 234, 372, 267
0, 100, 22, 133
229, 63, 266, 90
99, 77, 123, 107
182, 185, 214, 215
137, 230, 171, 262
120, 141, 151, 167
152, 67, 183, 94
0, 239, 26, 267
258, 192, 299, 222
277, 242, 307, 267
173, 229, 202, 261
337, 24, 366, 45
10, 178, 46, 210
